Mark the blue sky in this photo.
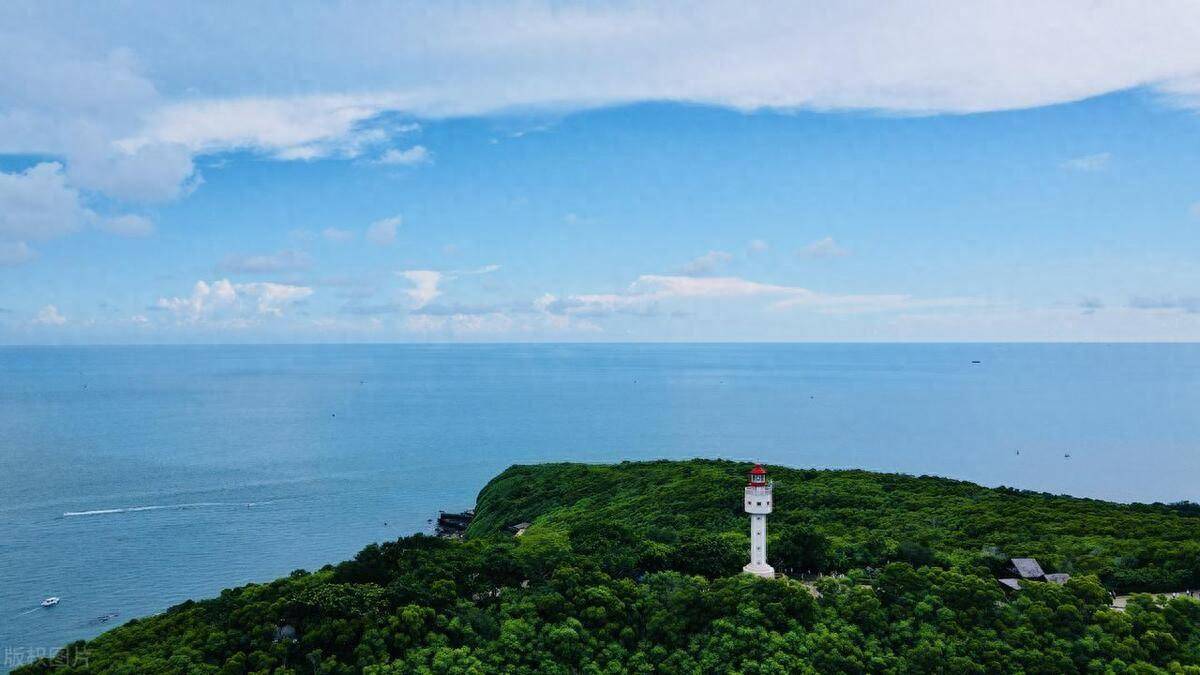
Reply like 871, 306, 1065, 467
3, 2, 1200, 342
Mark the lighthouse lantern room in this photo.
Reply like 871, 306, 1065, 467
743, 463, 776, 578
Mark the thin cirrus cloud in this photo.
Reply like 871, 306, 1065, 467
98, 214, 156, 238
322, 227, 355, 243
373, 145, 431, 166
1060, 152, 1112, 172
1129, 296, 1200, 313
798, 237, 849, 259
0, 241, 35, 267
365, 216, 401, 246
218, 249, 312, 274
678, 250, 733, 277
537, 273, 974, 319
335, 266, 975, 336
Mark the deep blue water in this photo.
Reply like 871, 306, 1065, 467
2, 343, 1199, 668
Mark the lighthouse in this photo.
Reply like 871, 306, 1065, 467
742, 463, 775, 578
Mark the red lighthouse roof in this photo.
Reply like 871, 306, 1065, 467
748, 463, 768, 486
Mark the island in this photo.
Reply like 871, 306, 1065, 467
21, 459, 1200, 673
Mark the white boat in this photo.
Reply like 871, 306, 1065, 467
41, 597, 59, 607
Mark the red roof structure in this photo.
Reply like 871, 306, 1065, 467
748, 464, 767, 485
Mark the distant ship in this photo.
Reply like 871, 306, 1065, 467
41, 597, 60, 607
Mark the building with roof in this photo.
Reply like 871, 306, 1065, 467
1007, 558, 1046, 580
997, 558, 1071, 590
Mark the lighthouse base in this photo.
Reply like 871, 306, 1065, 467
743, 562, 776, 579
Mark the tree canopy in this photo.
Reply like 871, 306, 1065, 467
21, 459, 1200, 674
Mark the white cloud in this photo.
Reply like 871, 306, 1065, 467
366, 215, 401, 246
155, 279, 312, 323
6, 2, 1200, 267
398, 270, 443, 309
534, 292, 649, 318
1157, 74, 1200, 110
99, 214, 155, 237
218, 249, 312, 274
0, 163, 92, 242
322, 227, 355, 242
0, 162, 160, 256
128, 95, 391, 158
0, 39, 200, 205
638, 274, 972, 315
33, 304, 67, 326
1060, 152, 1112, 172
390, 264, 501, 312
126, 101, 423, 163
1189, 202, 1200, 219
156, 279, 238, 320
748, 239, 769, 254
375, 145, 431, 166
799, 237, 850, 259
65, 2, 1200, 122
4, 1, 1200, 239
67, 135, 198, 202
679, 250, 733, 277
241, 282, 315, 316
7, 3, 1200, 270
0, 241, 35, 266
14, 4, 1200, 162
535, 273, 971, 320
633, 275, 793, 299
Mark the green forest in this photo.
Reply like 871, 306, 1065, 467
21, 460, 1200, 674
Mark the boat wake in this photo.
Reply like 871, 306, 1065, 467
63, 501, 274, 517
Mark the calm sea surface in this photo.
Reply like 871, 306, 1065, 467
2, 343, 1199, 666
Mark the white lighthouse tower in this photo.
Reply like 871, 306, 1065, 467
743, 463, 775, 578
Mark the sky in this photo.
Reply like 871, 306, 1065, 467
3, 1, 1200, 343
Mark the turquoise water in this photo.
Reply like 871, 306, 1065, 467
2, 343, 1199, 667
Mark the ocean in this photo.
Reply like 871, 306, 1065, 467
2, 343, 1198, 668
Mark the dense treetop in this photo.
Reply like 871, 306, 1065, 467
471, 460, 1200, 589
21, 459, 1200, 674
